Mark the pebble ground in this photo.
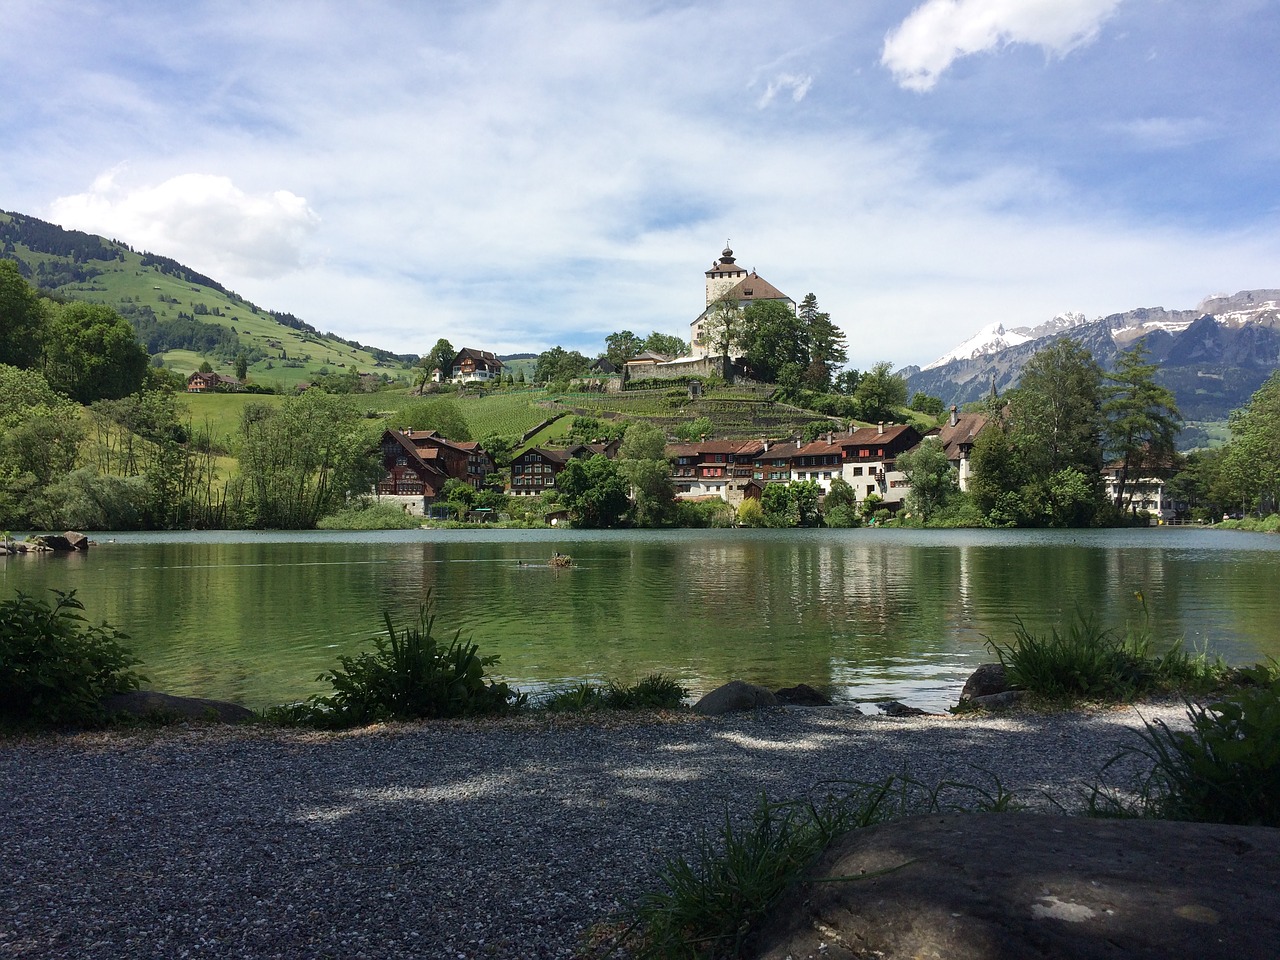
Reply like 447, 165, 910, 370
0, 703, 1191, 959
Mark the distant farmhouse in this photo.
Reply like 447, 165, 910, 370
186, 371, 241, 393
450, 347, 503, 383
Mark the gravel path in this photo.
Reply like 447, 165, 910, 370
0, 703, 1191, 959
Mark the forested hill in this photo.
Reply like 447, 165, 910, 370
0, 209, 417, 388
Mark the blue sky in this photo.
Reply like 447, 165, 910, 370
3, 0, 1277, 368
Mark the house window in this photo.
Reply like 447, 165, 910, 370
852, 467, 864, 476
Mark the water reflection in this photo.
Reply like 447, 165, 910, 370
2, 528, 1277, 712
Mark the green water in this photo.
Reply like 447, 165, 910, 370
3, 528, 1278, 712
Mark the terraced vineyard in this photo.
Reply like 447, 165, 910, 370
547, 387, 834, 439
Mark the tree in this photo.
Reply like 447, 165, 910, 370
896, 437, 956, 522
968, 338, 1106, 527
643, 331, 687, 359
833, 368, 862, 396
556, 454, 630, 528
198, 360, 214, 374
43, 302, 149, 403
0, 364, 86, 526
853, 361, 907, 422
604, 330, 645, 369
742, 300, 807, 383
790, 479, 822, 527
535, 346, 590, 384
910, 392, 945, 418
1011, 339, 1104, 481
1219, 369, 1280, 515
798, 294, 847, 392
618, 422, 674, 527
760, 482, 796, 527
400, 398, 472, 441
423, 339, 456, 384
235, 353, 249, 382
700, 294, 745, 358
236, 392, 381, 529
0, 260, 45, 369
1102, 343, 1182, 512
822, 477, 859, 527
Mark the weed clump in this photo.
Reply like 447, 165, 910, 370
270, 595, 525, 728
545, 674, 688, 713
987, 604, 1228, 705
0, 590, 145, 728
619, 774, 1015, 959
1093, 666, 1280, 827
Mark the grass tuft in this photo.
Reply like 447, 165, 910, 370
615, 772, 1015, 959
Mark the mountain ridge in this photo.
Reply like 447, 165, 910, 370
904, 290, 1280, 441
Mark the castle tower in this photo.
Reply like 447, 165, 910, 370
705, 243, 747, 306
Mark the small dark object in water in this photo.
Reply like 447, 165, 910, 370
549, 554, 572, 568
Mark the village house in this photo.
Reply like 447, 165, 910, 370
449, 348, 503, 383
834, 423, 923, 509
508, 441, 621, 497
185, 371, 241, 393
928, 407, 988, 492
373, 429, 495, 515
667, 440, 749, 501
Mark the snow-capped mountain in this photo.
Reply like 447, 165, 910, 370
903, 289, 1280, 439
923, 322, 1031, 370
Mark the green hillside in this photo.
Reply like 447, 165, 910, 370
0, 209, 418, 388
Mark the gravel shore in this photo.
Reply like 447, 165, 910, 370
0, 703, 1192, 959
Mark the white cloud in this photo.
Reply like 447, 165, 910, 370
49, 171, 319, 279
882, 0, 1124, 91
757, 73, 814, 108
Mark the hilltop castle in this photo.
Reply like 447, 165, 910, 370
690, 244, 795, 359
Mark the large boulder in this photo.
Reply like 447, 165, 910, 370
960, 662, 1008, 701
775, 684, 833, 707
694, 680, 779, 716
101, 690, 255, 724
750, 812, 1280, 960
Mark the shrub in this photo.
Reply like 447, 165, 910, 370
988, 601, 1234, 705
274, 597, 525, 727
0, 590, 145, 728
317, 500, 423, 529
1091, 669, 1280, 827
545, 674, 687, 713
987, 614, 1153, 702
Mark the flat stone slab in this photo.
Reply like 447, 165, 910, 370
101, 690, 255, 724
751, 812, 1280, 960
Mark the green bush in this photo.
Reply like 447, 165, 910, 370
317, 500, 423, 529
989, 605, 1233, 705
273, 597, 525, 727
1133, 673, 1280, 826
545, 674, 687, 713
988, 614, 1152, 702
0, 590, 145, 728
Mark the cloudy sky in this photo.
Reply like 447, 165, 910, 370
3, 0, 1278, 368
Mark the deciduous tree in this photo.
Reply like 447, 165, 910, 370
43, 302, 149, 403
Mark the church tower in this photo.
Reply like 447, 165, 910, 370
705, 243, 748, 306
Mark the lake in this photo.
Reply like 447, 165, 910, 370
3, 528, 1278, 712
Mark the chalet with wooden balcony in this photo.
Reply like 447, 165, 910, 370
374, 429, 495, 514
509, 441, 620, 497
450, 347, 504, 383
